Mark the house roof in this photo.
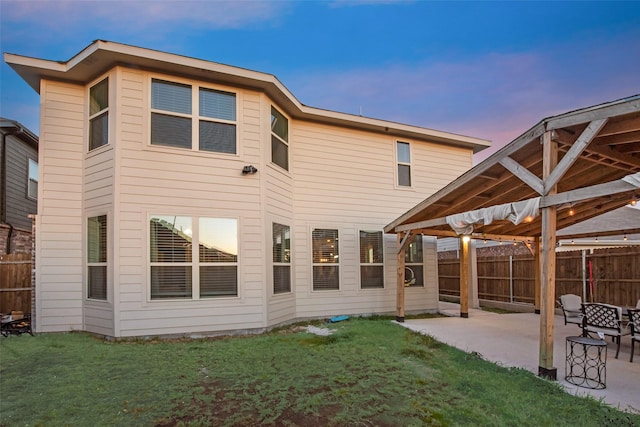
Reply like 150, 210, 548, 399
384, 95, 640, 241
4, 40, 490, 153
0, 117, 38, 149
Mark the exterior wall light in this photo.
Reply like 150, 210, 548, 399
242, 165, 258, 175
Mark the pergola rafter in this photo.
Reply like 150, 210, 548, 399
385, 95, 640, 380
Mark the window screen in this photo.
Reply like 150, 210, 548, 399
360, 230, 384, 289
312, 229, 339, 290
87, 215, 107, 300
273, 223, 291, 294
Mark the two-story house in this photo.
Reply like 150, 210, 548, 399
5, 40, 489, 337
0, 118, 38, 255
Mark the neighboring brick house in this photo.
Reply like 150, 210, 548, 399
5, 41, 490, 337
0, 118, 38, 255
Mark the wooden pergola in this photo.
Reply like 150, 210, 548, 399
384, 95, 640, 379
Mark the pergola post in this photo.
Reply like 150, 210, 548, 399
396, 232, 406, 322
534, 236, 541, 314
459, 236, 470, 318
539, 131, 558, 380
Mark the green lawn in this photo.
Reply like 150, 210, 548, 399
1, 318, 638, 426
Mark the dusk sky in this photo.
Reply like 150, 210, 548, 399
1, 0, 639, 163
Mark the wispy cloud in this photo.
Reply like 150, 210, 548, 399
1, 0, 290, 44
286, 31, 640, 162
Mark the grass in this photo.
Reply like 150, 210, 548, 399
1, 318, 638, 426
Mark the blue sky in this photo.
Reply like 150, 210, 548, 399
1, 0, 639, 162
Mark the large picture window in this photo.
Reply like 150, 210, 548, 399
272, 223, 291, 294
397, 141, 411, 187
360, 230, 384, 289
271, 106, 289, 171
89, 78, 109, 151
149, 215, 238, 300
87, 215, 107, 300
151, 79, 237, 153
404, 234, 424, 287
312, 229, 339, 291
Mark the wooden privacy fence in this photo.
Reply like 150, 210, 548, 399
0, 253, 32, 314
439, 246, 640, 307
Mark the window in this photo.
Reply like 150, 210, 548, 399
149, 215, 238, 300
312, 229, 339, 290
272, 223, 291, 294
151, 79, 192, 149
87, 215, 107, 300
360, 230, 384, 289
199, 218, 238, 298
27, 159, 38, 199
404, 234, 424, 287
151, 79, 237, 153
89, 78, 109, 150
271, 106, 289, 171
397, 141, 411, 187
199, 88, 237, 153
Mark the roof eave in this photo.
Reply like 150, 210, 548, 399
4, 40, 490, 151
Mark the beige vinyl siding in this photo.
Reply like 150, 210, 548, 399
292, 121, 470, 318
36, 81, 85, 332
114, 71, 265, 336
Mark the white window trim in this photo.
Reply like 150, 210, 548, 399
404, 234, 424, 288
86, 212, 109, 302
358, 228, 385, 290
310, 226, 341, 292
26, 158, 38, 200
272, 222, 292, 296
148, 75, 240, 157
147, 214, 240, 302
269, 105, 290, 173
87, 76, 111, 153
395, 140, 413, 189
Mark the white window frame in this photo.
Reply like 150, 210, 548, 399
148, 215, 239, 301
359, 229, 385, 289
272, 222, 291, 295
270, 105, 290, 172
27, 158, 38, 200
404, 234, 424, 288
87, 214, 108, 301
396, 141, 412, 188
88, 77, 109, 152
149, 76, 239, 155
311, 228, 340, 291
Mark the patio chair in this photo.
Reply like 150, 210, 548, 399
582, 303, 630, 359
558, 294, 583, 327
636, 300, 640, 309
628, 309, 640, 363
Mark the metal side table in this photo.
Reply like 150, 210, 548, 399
565, 335, 607, 389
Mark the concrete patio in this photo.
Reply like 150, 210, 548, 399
398, 302, 639, 414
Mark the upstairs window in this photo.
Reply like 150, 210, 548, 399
397, 141, 411, 187
151, 79, 192, 149
199, 88, 237, 153
151, 79, 237, 154
27, 159, 38, 200
360, 230, 384, 289
271, 106, 289, 171
272, 223, 291, 294
404, 234, 424, 287
312, 229, 339, 291
89, 78, 109, 151
87, 215, 107, 300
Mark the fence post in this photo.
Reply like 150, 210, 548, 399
509, 255, 514, 303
